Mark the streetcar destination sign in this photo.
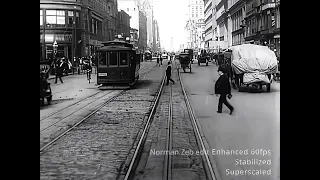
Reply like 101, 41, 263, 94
99, 73, 108, 76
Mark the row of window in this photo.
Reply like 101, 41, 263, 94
232, 33, 244, 45
99, 52, 130, 66
231, 9, 244, 32
40, 10, 80, 28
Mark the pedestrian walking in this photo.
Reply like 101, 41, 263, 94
54, 59, 63, 84
160, 54, 163, 65
157, 55, 160, 67
165, 61, 175, 85
215, 66, 234, 115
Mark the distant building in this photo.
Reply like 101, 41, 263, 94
118, 10, 131, 39
189, 0, 204, 20
142, 0, 154, 50
130, 28, 139, 47
118, 0, 140, 31
138, 10, 148, 53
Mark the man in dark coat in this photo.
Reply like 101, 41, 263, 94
54, 59, 63, 84
215, 66, 234, 114
165, 62, 175, 85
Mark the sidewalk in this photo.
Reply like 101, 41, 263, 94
48, 61, 156, 80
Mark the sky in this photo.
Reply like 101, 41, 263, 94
152, 0, 189, 52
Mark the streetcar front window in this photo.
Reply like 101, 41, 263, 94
98, 52, 107, 66
108, 52, 118, 66
119, 52, 129, 66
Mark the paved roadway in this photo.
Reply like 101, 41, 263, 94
179, 61, 280, 180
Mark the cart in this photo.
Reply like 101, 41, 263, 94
179, 53, 192, 73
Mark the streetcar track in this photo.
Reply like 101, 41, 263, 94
40, 64, 155, 122
123, 60, 218, 180
40, 90, 121, 133
40, 90, 103, 121
177, 63, 220, 180
40, 64, 157, 153
163, 84, 173, 180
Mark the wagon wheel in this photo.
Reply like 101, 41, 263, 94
47, 96, 52, 105
40, 98, 44, 106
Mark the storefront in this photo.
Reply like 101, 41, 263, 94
40, 3, 82, 61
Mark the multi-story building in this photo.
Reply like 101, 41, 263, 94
189, 0, 204, 20
204, 0, 213, 49
40, 0, 119, 61
153, 19, 160, 52
40, 0, 83, 61
118, 0, 140, 32
215, 0, 230, 50
138, 10, 148, 53
118, 10, 131, 39
229, 0, 246, 46
244, 0, 276, 48
142, 0, 154, 50
186, 0, 205, 50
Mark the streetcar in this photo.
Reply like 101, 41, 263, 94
96, 40, 141, 88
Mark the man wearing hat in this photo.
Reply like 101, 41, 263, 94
215, 66, 234, 115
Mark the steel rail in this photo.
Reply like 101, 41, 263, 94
40, 65, 156, 153
176, 63, 218, 180
123, 73, 166, 180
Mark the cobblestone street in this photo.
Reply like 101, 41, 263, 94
132, 62, 207, 180
40, 62, 167, 180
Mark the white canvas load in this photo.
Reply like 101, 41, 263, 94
229, 44, 278, 84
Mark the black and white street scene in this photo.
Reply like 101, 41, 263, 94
40, 0, 280, 180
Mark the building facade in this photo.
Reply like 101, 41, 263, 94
244, 0, 276, 48
204, 0, 213, 49
118, 10, 131, 39
118, 0, 140, 31
190, 0, 204, 20
201, 0, 279, 53
142, 0, 154, 50
229, 0, 245, 46
138, 10, 148, 53
215, 0, 230, 50
40, 0, 119, 61
153, 19, 160, 52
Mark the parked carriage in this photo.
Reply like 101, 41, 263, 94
96, 40, 141, 88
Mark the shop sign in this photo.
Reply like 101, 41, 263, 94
44, 34, 72, 43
